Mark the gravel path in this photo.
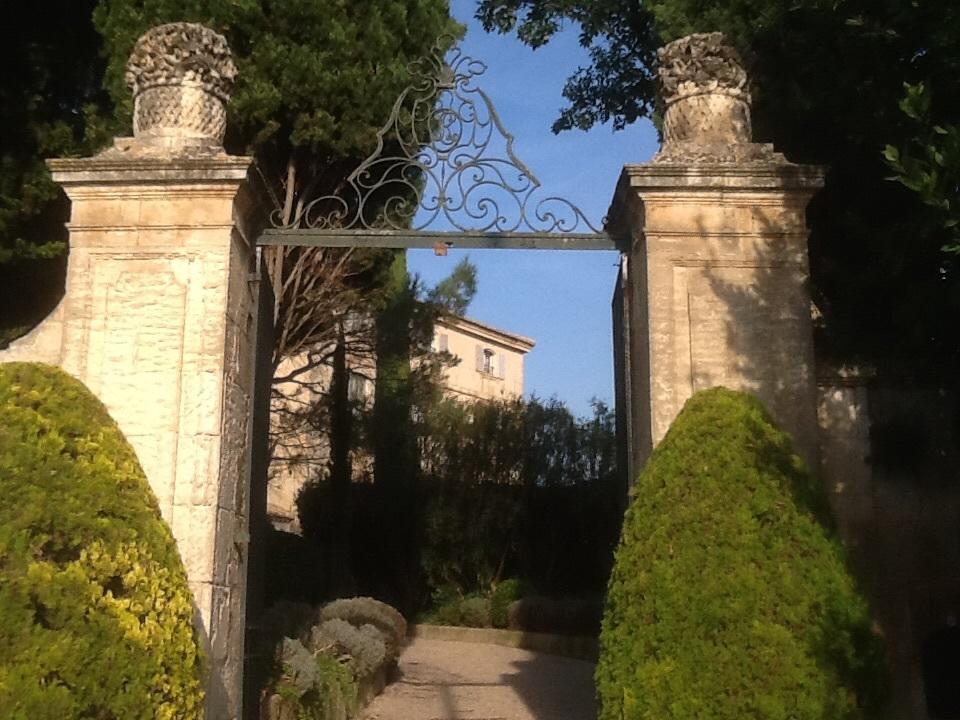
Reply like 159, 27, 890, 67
362, 637, 597, 720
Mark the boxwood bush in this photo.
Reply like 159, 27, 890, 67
596, 388, 886, 720
490, 578, 526, 628
0, 362, 204, 719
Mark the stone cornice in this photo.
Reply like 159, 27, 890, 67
605, 159, 824, 246
438, 315, 536, 353
47, 152, 252, 186
617, 160, 825, 191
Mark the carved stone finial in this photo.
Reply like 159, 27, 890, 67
655, 32, 769, 162
125, 23, 237, 150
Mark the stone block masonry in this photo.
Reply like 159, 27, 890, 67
610, 163, 823, 467
0, 152, 259, 719
0, 23, 260, 720
608, 33, 823, 470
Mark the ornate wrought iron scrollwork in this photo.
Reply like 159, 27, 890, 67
272, 38, 601, 234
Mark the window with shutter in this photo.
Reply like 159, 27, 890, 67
475, 346, 504, 377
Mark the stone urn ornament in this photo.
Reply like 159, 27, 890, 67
654, 32, 778, 162
125, 22, 237, 150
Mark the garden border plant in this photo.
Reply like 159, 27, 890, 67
262, 596, 407, 720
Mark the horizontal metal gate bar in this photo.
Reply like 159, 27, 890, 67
257, 229, 618, 251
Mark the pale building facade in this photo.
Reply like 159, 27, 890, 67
266, 315, 535, 531
432, 315, 535, 403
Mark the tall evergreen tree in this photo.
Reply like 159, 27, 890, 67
93, 0, 461, 365
2, 1, 461, 356
94, 0, 459, 224
0, 1, 115, 344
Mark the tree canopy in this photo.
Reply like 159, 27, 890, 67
2, 1, 461, 352
0, 1, 114, 344
93, 0, 460, 217
885, 82, 960, 255
97, 1, 462, 363
478, 0, 960, 378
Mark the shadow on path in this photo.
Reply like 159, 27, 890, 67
363, 638, 597, 719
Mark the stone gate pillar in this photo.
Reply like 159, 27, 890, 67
0, 24, 259, 719
608, 33, 824, 473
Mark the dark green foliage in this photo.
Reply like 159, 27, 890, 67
0, 362, 203, 719
597, 388, 886, 720
263, 529, 333, 607
884, 82, 960, 254
93, 0, 460, 214
2, 1, 459, 347
288, 255, 478, 613
364, 253, 480, 612
425, 588, 602, 635
297, 396, 620, 615
0, 2, 115, 344
506, 596, 602, 635
426, 259, 479, 317
422, 592, 492, 628
92, 1, 459, 372
419, 478, 523, 596
477, 0, 960, 380
458, 597, 493, 628
418, 396, 620, 599
423, 586, 470, 626
490, 579, 526, 628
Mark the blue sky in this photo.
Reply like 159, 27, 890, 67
408, 0, 659, 418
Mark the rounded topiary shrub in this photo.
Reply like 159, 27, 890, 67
0, 362, 204, 719
596, 388, 886, 720
490, 579, 525, 629
319, 597, 408, 655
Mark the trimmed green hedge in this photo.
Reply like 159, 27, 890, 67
597, 388, 886, 720
0, 362, 204, 719
490, 579, 525, 628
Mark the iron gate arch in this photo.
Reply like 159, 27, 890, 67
256, 36, 616, 251
245, 36, 629, 720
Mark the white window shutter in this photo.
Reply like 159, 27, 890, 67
475, 345, 484, 371
439, 334, 448, 352
497, 352, 506, 379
